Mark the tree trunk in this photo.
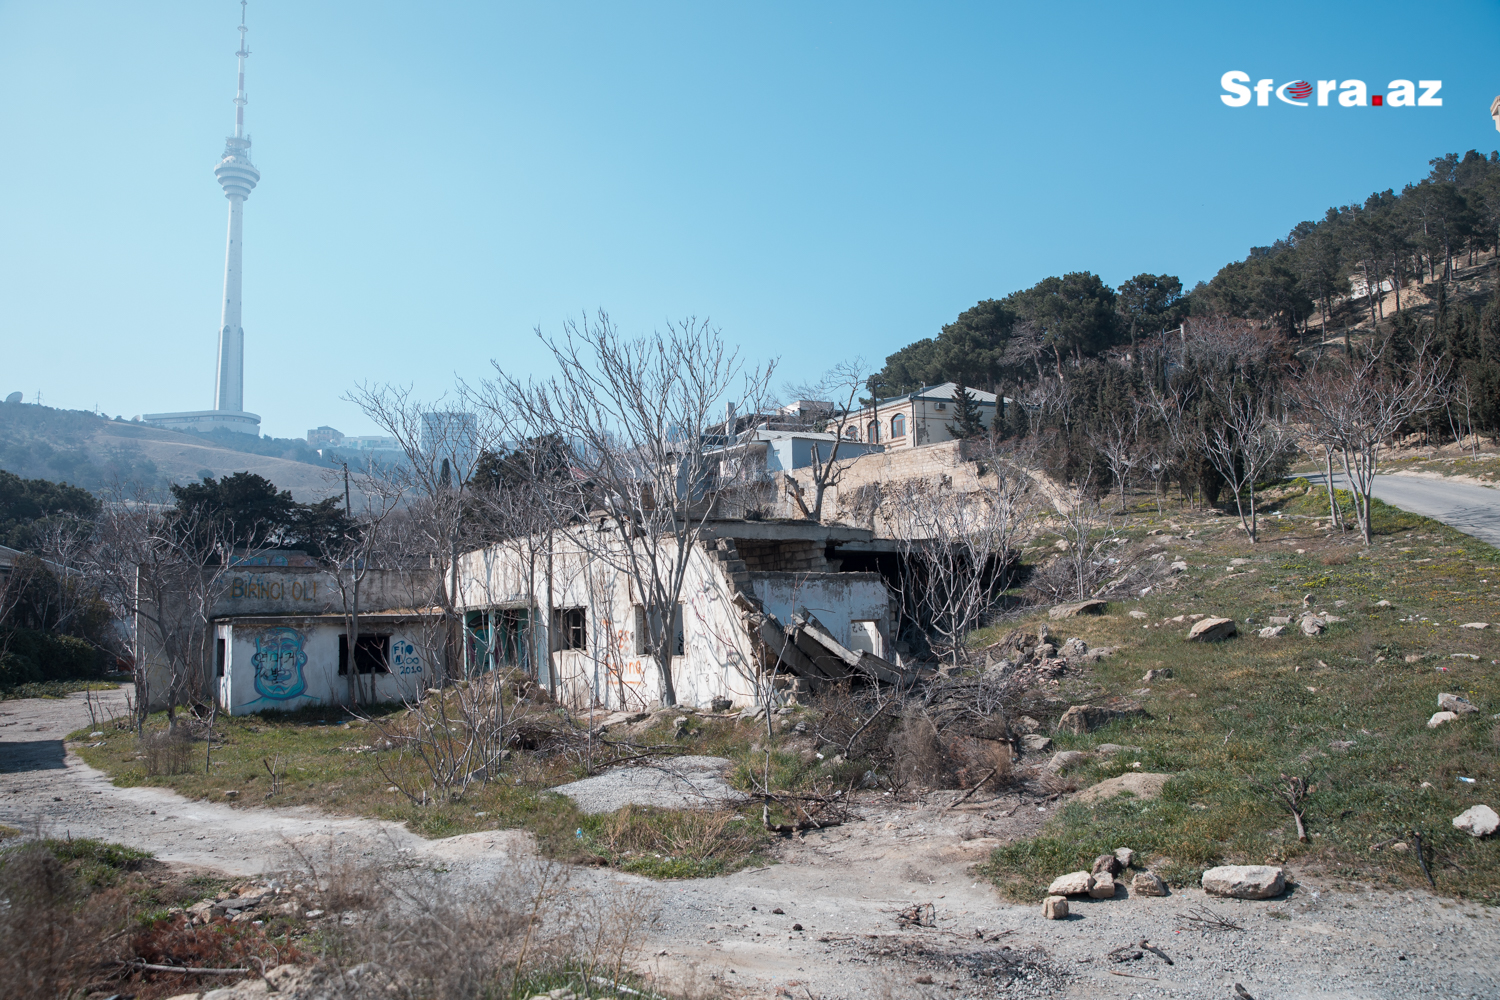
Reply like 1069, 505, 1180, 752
1324, 449, 1342, 530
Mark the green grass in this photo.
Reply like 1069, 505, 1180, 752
979, 482, 1500, 904
74, 700, 779, 879
1, 680, 121, 701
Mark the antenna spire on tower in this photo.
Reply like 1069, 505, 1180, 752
233, 0, 250, 138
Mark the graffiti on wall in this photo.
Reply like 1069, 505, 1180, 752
251, 627, 308, 701
228, 575, 320, 602
391, 639, 422, 676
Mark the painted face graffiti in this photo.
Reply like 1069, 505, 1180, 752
251, 627, 308, 700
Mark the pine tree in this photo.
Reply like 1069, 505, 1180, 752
947, 381, 987, 439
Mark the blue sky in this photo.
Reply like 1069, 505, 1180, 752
2, 1, 1497, 439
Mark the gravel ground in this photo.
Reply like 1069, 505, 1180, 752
551, 755, 751, 814
4, 692, 1498, 999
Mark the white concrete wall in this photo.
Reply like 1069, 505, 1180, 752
748, 571, 892, 653
459, 535, 762, 710
217, 619, 431, 715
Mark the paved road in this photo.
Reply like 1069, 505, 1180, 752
1308, 472, 1500, 547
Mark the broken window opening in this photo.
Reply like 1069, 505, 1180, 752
553, 607, 587, 652
339, 634, 392, 674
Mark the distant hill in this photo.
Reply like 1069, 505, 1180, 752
0, 401, 343, 502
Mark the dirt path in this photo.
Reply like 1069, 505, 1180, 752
4, 692, 1499, 998
0, 690, 428, 873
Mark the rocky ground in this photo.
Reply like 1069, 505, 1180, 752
3, 691, 1499, 999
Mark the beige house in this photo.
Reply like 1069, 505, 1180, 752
850, 382, 1004, 450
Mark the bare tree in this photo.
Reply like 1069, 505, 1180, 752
1149, 317, 1292, 540
489, 311, 774, 707
780, 358, 873, 522
1199, 383, 1294, 543
463, 432, 588, 698
884, 443, 1038, 666
90, 487, 251, 731
1293, 344, 1447, 544
317, 463, 403, 708
346, 385, 500, 683
1087, 404, 1144, 513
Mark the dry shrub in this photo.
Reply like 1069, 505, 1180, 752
594, 806, 756, 863
883, 678, 1015, 792
122, 916, 307, 998
139, 727, 194, 776
283, 838, 385, 914
1320, 551, 1351, 566
317, 859, 659, 1000
0, 844, 123, 1000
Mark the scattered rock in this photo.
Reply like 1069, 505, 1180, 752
222, 790, 239, 800
1021, 734, 1053, 753
1460, 622, 1490, 630
1073, 772, 1173, 804
1438, 693, 1479, 714
1299, 617, 1325, 636
1050, 599, 1107, 619
1092, 854, 1123, 876
1201, 865, 1285, 899
1268, 616, 1291, 625
1080, 646, 1116, 663
1129, 610, 1149, 619
1188, 617, 1237, 641
1452, 804, 1499, 838
1096, 743, 1143, 756
1169, 561, 1188, 573
1047, 871, 1095, 896
1258, 626, 1286, 638
1114, 847, 1135, 868
1428, 711, 1460, 728
1042, 895, 1069, 919
1059, 638, 1088, 659
1132, 871, 1168, 896
1015, 715, 1041, 733
1141, 668, 1172, 682
1046, 750, 1089, 773
1054, 699, 1146, 734
1405, 654, 1424, 664
1088, 872, 1117, 898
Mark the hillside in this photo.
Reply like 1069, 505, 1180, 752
0, 402, 342, 502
